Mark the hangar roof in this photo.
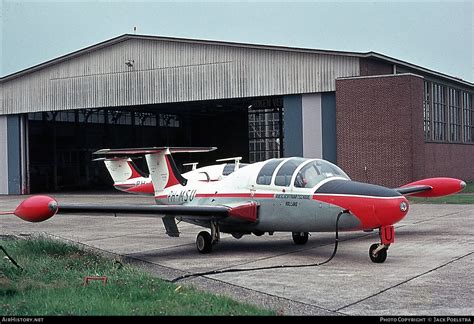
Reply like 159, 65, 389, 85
1, 33, 472, 87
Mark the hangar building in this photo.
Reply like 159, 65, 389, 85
1, 34, 473, 194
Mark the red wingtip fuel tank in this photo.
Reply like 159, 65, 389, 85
14, 195, 58, 222
401, 178, 466, 198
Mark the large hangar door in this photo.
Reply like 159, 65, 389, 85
26, 100, 251, 193
27, 108, 186, 193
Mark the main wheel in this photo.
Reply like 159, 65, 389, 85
369, 243, 387, 263
292, 232, 309, 245
196, 231, 213, 254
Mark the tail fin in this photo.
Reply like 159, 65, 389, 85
145, 149, 187, 193
97, 157, 145, 183
93, 146, 216, 194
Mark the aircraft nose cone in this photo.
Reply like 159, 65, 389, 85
460, 181, 466, 190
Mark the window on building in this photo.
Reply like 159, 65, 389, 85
108, 110, 132, 125
159, 114, 180, 128
448, 88, 461, 142
78, 109, 105, 124
28, 112, 44, 121
423, 81, 431, 140
432, 83, 447, 141
135, 112, 157, 127
248, 107, 283, 163
463, 92, 474, 143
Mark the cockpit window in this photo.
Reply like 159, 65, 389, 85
256, 159, 284, 185
274, 158, 306, 186
294, 160, 350, 188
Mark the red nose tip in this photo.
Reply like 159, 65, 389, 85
14, 195, 58, 222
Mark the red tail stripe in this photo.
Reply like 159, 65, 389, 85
164, 156, 181, 188
127, 161, 143, 179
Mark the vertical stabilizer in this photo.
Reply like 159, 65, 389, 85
104, 158, 143, 182
145, 149, 187, 193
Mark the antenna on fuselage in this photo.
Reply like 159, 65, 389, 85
183, 162, 199, 171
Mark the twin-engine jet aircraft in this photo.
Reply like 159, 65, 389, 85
5, 147, 465, 263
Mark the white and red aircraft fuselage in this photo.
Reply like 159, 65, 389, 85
6, 147, 466, 263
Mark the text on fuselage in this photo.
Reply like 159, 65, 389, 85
168, 189, 197, 203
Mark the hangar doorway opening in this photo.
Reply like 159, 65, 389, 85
26, 97, 284, 193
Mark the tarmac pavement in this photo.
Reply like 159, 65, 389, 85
0, 193, 473, 316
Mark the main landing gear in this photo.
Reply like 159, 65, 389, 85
369, 225, 394, 263
196, 220, 220, 254
292, 232, 309, 245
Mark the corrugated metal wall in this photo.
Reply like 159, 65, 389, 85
0, 38, 360, 114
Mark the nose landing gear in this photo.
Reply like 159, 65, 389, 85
369, 225, 394, 263
369, 243, 388, 263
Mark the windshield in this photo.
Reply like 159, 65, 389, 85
294, 160, 350, 188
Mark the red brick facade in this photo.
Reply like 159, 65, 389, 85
336, 73, 474, 187
359, 58, 393, 76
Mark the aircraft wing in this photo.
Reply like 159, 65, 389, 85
56, 203, 230, 219
394, 185, 432, 196
10, 195, 258, 223
394, 177, 465, 197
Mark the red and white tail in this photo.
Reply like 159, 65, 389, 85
93, 147, 216, 194
97, 157, 144, 183
145, 149, 188, 192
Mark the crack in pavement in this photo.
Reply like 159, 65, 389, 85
334, 251, 474, 313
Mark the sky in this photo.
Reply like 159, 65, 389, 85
1, 0, 473, 82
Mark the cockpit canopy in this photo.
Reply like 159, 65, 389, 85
256, 158, 350, 188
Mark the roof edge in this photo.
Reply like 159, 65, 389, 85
363, 52, 473, 88
0, 33, 368, 82
1, 34, 472, 88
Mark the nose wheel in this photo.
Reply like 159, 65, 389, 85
369, 243, 388, 263
369, 225, 394, 263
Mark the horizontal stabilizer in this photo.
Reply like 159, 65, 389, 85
216, 156, 242, 162
94, 147, 217, 156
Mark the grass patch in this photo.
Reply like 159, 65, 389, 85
0, 236, 274, 316
408, 183, 474, 204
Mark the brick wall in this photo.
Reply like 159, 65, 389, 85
359, 58, 393, 76
417, 143, 474, 182
336, 74, 423, 187
336, 73, 474, 187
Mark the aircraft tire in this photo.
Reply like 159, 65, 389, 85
292, 232, 309, 245
196, 231, 213, 254
369, 243, 387, 263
